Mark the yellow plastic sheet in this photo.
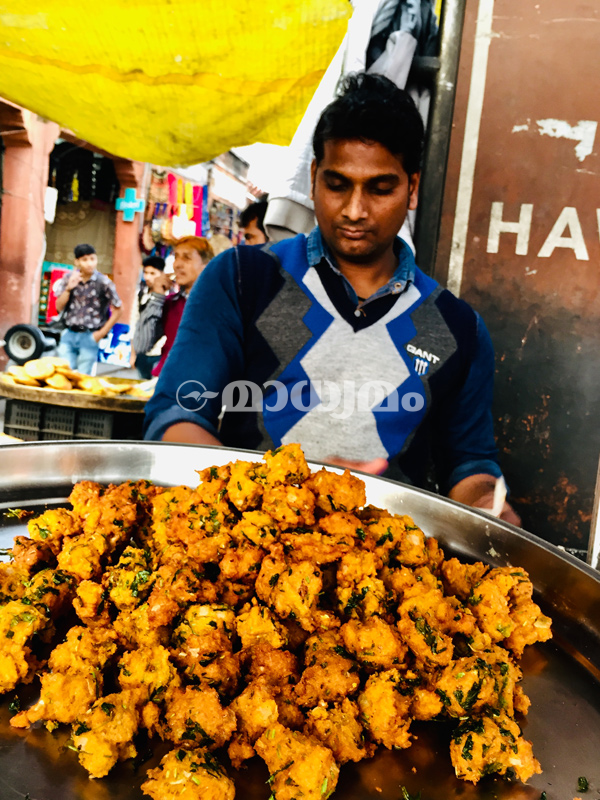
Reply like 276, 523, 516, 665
0, 1, 351, 166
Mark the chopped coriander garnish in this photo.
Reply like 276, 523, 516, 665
401, 787, 422, 800
266, 760, 294, 785
74, 722, 91, 735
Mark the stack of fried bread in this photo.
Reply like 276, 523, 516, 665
4, 357, 151, 398
0, 444, 552, 799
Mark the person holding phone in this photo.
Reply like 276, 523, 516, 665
132, 237, 214, 378
130, 256, 173, 379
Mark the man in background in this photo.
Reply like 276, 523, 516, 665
239, 200, 268, 245
54, 243, 122, 374
133, 236, 213, 377
130, 255, 172, 379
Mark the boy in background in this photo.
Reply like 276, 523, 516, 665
54, 243, 122, 375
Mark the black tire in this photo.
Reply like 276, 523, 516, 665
3, 324, 51, 364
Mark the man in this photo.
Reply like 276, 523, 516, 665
239, 200, 268, 245
139, 256, 169, 308
134, 236, 213, 377
54, 244, 122, 375
130, 256, 172, 379
144, 74, 518, 523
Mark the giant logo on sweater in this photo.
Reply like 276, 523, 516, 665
406, 343, 440, 378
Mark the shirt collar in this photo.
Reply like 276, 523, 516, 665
307, 226, 416, 304
80, 270, 99, 283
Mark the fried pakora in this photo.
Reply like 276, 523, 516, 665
0, 443, 553, 798
142, 747, 235, 800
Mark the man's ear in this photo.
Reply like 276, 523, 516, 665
408, 171, 421, 211
310, 159, 317, 201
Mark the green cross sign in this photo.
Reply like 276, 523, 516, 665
115, 188, 145, 222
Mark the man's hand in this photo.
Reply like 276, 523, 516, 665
56, 271, 82, 312
92, 305, 122, 344
66, 270, 82, 291
162, 422, 221, 445
471, 493, 521, 526
324, 456, 388, 475
449, 473, 521, 526
154, 274, 173, 295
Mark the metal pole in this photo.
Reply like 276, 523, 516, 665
587, 454, 600, 569
414, 0, 468, 277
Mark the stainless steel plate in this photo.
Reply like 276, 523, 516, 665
1, 441, 599, 800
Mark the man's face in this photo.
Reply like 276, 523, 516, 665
75, 253, 98, 278
311, 139, 420, 267
143, 265, 163, 291
242, 218, 267, 245
173, 243, 204, 290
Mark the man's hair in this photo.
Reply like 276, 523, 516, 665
312, 73, 424, 176
142, 255, 165, 271
173, 236, 214, 263
74, 243, 96, 259
240, 201, 268, 235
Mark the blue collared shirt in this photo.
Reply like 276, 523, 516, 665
306, 227, 416, 311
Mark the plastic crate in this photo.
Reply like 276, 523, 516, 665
2, 398, 140, 441
42, 405, 77, 437
75, 410, 113, 439
4, 400, 43, 433
3, 425, 40, 442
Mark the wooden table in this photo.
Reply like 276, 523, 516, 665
0, 375, 149, 440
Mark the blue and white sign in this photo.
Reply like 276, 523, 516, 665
115, 188, 145, 222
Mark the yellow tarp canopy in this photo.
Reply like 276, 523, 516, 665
0, 1, 351, 166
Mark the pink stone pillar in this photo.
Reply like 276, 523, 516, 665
0, 106, 59, 369
112, 161, 147, 325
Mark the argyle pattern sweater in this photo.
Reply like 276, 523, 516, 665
144, 230, 501, 492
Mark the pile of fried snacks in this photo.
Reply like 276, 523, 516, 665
0, 444, 552, 798
4, 357, 151, 398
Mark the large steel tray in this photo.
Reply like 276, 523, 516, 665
0, 441, 599, 800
